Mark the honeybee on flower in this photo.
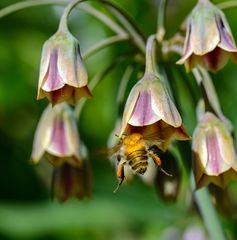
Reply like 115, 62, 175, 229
109, 132, 172, 192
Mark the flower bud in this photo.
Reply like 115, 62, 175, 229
52, 160, 91, 202
177, 0, 237, 72
192, 112, 237, 189
120, 73, 190, 150
38, 30, 92, 105
31, 103, 82, 167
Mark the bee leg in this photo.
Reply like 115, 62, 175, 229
113, 161, 125, 193
149, 151, 172, 177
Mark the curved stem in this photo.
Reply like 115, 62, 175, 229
156, 0, 167, 42
117, 65, 134, 106
0, 0, 126, 36
80, 5, 127, 36
83, 35, 128, 59
58, 0, 86, 31
192, 67, 233, 131
217, 1, 237, 10
104, 3, 146, 53
145, 35, 157, 74
0, 0, 144, 52
0, 0, 57, 18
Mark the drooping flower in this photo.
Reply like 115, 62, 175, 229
31, 103, 82, 167
119, 73, 190, 151
177, 0, 237, 72
38, 30, 92, 105
192, 112, 237, 189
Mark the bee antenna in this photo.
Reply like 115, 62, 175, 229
113, 178, 124, 193
159, 167, 173, 177
114, 133, 127, 138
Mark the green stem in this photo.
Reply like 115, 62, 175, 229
145, 35, 157, 74
116, 65, 134, 106
104, 4, 146, 53
156, 0, 167, 42
83, 35, 128, 59
190, 175, 226, 240
0, 0, 144, 51
192, 67, 233, 131
80, 5, 127, 36
58, 0, 86, 32
0, 0, 125, 36
217, 1, 237, 10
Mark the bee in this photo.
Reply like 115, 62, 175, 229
110, 132, 171, 192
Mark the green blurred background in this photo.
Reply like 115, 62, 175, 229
0, 0, 237, 239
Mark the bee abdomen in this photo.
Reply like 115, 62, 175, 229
132, 160, 148, 174
128, 155, 148, 175
127, 149, 147, 160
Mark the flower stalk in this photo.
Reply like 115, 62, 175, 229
58, 0, 86, 32
218, 1, 237, 10
191, 174, 226, 240
156, 0, 167, 42
0, 0, 142, 51
145, 35, 157, 74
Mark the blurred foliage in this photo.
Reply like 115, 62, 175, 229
0, 0, 237, 239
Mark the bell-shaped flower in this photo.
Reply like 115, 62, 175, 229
192, 112, 237, 189
31, 103, 82, 167
52, 160, 91, 202
177, 0, 237, 72
38, 29, 92, 105
119, 73, 190, 151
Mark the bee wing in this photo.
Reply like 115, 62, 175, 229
143, 133, 164, 143
108, 142, 122, 156
92, 143, 121, 162
103, 143, 122, 156
142, 133, 166, 150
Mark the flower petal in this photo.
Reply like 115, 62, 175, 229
205, 133, 230, 175
57, 35, 88, 88
151, 78, 182, 127
203, 47, 230, 72
63, 104, 82, 165
190, 2, 220, 55
47, 114, 69, 157
119, 84, 140, 136
215, 124, 237, 171
37, 41, 51, 99
41, 49, 65, 92
128, 90, 160, 126
31, 105, 54, 164
217, 14, 237, 52
176, 21, 193, 65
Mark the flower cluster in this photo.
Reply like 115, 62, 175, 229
25, 0, 237, 201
